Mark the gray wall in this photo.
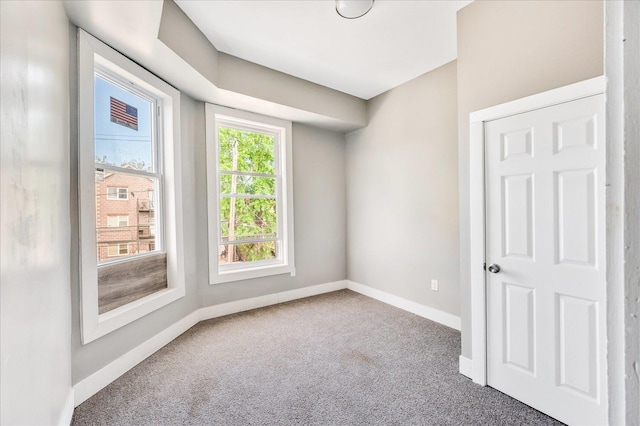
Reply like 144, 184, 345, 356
71, 97, 348, 382
0, 1, 73, 424
456, 0, 604, 359
198, 123, 347, 307
345, 61, 460, 317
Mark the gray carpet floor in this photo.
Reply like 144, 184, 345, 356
72, 290, 562, 425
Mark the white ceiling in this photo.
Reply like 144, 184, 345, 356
175, 0, 472, 100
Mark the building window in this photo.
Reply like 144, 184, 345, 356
107, 215, 129, 228
106, 187, 128, 200
206, 105, 295, 284
107, 243, 129, 257
78, 29, 185, 344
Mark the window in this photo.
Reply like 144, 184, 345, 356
107, 215, 129, 228
106, 187, 128, 200
206, 104, 295, 284
107, 243, 129, 257
78, 29, 185, 344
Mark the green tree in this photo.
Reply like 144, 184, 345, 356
219, 128, 277, 263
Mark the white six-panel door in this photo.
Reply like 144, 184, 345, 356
485, 94, 606, 425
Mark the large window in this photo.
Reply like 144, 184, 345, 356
78, 30, 185, 343
206, 105, 294, 284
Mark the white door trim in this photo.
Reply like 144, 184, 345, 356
468, 76, 606, 386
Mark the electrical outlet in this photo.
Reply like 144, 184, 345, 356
431, 279, 439, 291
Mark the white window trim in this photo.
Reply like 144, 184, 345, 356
78, 29, 185, 344
205, 104, 295, 284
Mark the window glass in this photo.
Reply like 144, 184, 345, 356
219, 175, 276, 196
95, 168, 158, 263
107, 215, 129, 228
106, 187, 128, 200
218, 241, 277, 265
94, 75, 154, 172
219, 198, 278, 242
107, 243, 129, 257
216, 126, 280, 267
218, 128, 275, 174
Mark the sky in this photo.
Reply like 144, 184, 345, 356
94, 75, 153, 171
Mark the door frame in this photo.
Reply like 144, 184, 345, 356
468, 76, 606, 386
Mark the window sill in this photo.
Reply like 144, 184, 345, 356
83, 286, 185, 344
210, 263, 295, 285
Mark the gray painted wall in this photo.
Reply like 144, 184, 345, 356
456, 0, 604, 358
0, 1, 73, 424
345, 61, 460, 317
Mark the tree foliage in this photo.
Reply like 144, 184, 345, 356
219, 128, 277, 263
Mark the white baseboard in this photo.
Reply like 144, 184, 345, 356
73, 280, 347, 406
346, 280, 461, 330
74, 309, 201, 406
459, 355, 473, 379
199, 280, 348, 320
58, 388, 75, 425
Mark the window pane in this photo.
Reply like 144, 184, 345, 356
218, 127, 275, 174
218, 241, 277, 265
219, 197, 277, 242
94, 75, 154, 172
95, 170, 159, 262
105, 243, 131, 257
106, 215, 129, 228
219, 174, 276, 196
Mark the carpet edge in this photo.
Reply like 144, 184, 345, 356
346, 280, 461, 330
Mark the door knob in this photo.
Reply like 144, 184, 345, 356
487, 264, 501, 274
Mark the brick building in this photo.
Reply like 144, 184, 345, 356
95, 167, 156, 262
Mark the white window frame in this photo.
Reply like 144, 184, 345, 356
107, 215, 129, 228
106, 187, 128, 200
78, 29, 185, 344
205, 104, 295, 284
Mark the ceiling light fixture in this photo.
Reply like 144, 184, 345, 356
336, 0, 374, 19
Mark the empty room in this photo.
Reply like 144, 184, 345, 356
1, 0, 638, 425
